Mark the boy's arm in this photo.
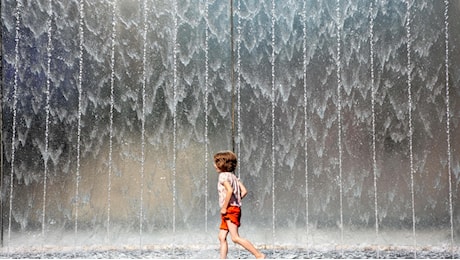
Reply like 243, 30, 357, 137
239, 180, 248, 199
221, 181, 233, 214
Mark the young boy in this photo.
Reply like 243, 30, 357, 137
214, 150, 265, 259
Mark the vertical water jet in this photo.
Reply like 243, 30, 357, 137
107, 0, 117, 243
172, 0, 178, 250
444, 0, 454, 256
236, 0, 242, 177
204, 0, 209, 233
302, 0, 309, 256
42, 0, 53, 243
139, 0, 148, 248
230, 0, 236, 153
8, 0, 22, 249
405, 0, 417, 257
271, 0, 276, 251
335, 0, 344, 255
369, 0, 379, 258
75, 0, 85, 246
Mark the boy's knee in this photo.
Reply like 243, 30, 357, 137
231, 236, 241, 244
218, 233, 227, 242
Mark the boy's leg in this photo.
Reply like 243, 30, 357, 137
226, 220, 265, 259
218, 229, 229, 259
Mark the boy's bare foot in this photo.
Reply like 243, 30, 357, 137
256, 253, 266, 259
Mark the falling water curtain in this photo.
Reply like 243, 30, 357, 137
1, 0, 460, 253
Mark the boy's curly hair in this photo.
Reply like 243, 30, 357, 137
213, 150, 237, 172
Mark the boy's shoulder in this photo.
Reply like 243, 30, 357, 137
218, 172, 235, 180
219, 172, 230, 177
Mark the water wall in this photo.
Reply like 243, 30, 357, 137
1, 0, 460, 252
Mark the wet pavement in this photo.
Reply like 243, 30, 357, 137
1, 247, 458, 259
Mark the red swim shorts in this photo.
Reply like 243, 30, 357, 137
220, 206, 241, 230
